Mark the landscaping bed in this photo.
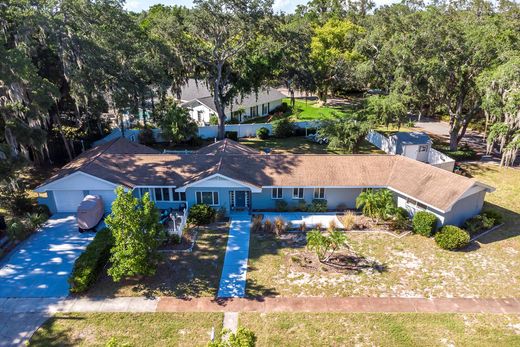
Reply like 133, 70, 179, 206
30, 312, 223, 347
83, 223, 229, 298
158, 227, 198, 252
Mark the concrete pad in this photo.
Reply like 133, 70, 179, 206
68, 298, 104, 312
223, 312, 238, 334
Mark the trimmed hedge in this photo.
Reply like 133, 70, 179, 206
256, 127, 269, 139
69, 228, 114, 293
272, 118, 295, 138
309, 199, 327, 212
188, 204, 216, 225
412, 211, 438, 237
434, 225, 470, 251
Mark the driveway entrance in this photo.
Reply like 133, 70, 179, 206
0, 214, 93, 298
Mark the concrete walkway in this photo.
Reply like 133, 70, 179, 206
217, 213, 251, 298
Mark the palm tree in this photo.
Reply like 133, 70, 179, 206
356, 189, 378, 219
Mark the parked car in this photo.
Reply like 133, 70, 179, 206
305, 133, 329, 145
77, 195, 104, 232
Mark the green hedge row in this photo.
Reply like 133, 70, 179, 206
69, 228, 114, 293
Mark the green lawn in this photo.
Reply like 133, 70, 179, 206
239, 136, 384, 155
246, 163, 520, 298
30, 313, 223, 347
240, 313, 520, 347
84, 224, 229, 297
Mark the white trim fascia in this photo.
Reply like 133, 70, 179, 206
35, 171, 121, 193
132, 185, 177, 189
177, 174, 261, 193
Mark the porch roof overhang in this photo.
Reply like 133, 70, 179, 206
176, 173, 262, 193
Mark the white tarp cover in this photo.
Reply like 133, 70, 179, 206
77, 195, 104, 230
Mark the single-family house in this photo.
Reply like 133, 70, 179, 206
178, 80, 285, 125
36, 137, 494, 227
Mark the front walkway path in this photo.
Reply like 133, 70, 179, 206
217, 213, 251, 298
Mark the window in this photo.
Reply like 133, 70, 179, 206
139, 188, 150, 198
196, 191, 219, 205
272, 188, 283, 199
250, 105, 258, 117
406, 197, 427, 210
262, 103, 268, 115
313, 187, 325, 199
154, 188, 170, 201
418, 145, 427, 152
172, 190, 186, 201
292, 188, 304, 199
197, 110, 204, 123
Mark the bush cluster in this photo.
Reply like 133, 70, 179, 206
7, 212, 49, 241
309, 199, 327, 212
412, 211, 438, 237
275, 200, 288, 212
188, 204, 216, 225
256, 127, 269, 139
272, 118, 295, 138
434, 225, 470, 250
138, 128, 155, 145
69, 228, 114, 293
463, 210, 502, 236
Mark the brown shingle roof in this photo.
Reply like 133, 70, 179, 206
39, 139, 490, 212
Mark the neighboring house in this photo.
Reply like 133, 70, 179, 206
366, 131, 456, 172
36, 137, 493, 227
178, 79, 285, 125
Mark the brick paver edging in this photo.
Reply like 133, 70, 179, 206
156, 297, 520, 314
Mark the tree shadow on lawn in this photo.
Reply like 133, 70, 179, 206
84, 225, 231, 299
30, 315, 82, 347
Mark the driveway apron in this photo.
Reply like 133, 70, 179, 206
0, 214, 93, 298
217, 213, 250, 298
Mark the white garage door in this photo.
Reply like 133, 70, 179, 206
54, 190, 85, 213
90, 190, 117, 212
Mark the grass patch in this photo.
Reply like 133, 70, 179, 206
239, 136, 384, 155
30, 312, 223, 347
240, 313, 520, 347
246, 163, 520, 298
84, 224, 229, 297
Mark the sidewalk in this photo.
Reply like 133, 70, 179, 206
2, 296, 520, 315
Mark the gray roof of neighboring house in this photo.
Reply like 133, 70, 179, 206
179, 79, 285, 113
391, 132, 432, 145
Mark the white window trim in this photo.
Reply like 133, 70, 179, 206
313, 187, 325, 199
196, 191, 220, 206
292, 188, 304, 200
271, 188, 283, 199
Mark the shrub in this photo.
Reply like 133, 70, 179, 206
7, 217, 30, 241
275, 200, 288, 212
272, 118, 295, 138
35, 204, 51, 217
463, 214, 495, 236
209, 114, 219, 125
263, 219, 274, 233
208, 327, 256, 347
25, 212, 48, 230
328, 220, 337, 232
138, 128, 155, 145
340, 211, 356, 231
309, 199, 327, 212
256, 127, 269, 139
482, 210, 503, 225
390, 207, 410, 232
434, 225, 470, 250
274, 217, 286, 236
69, 228, 114, 293
188, 204, 216, 225
299, 221, 307, 232
296, 200, 307, 212
225, 131, 238, 141
412, 211, 438, 237
251, 215, 263, 232
0, 186, 33, 216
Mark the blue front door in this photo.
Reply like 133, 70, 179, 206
235, 191, 246, 208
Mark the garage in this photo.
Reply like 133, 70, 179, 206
89, 190, 117, 212
53, 190, 85, 213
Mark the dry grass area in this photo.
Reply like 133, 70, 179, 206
240, 312, 520, 347
30, 312, 223, 347
246, 163, 520, 298
85, 224, 229, 298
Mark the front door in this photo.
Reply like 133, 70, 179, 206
235, 191, 246, 208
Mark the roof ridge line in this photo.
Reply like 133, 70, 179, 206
81, 137, 120, 171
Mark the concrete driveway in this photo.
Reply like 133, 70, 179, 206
0, 214, 93, 298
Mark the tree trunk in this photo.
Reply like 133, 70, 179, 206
53, 114, 73, 162
213, 64, 227, 140
141, 95, 147, 127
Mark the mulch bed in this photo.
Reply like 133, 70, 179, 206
159, 228, 198, 251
